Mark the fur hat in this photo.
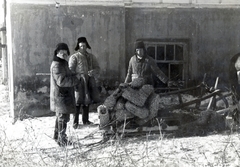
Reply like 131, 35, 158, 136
134, 41, 145, 50
74, 37, 91, 51
54, 43, 70, 56
134, 41, 146, 55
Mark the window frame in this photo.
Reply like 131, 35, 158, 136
140, 38, 189, 90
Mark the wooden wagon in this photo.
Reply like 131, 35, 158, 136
99, 75, 238, 138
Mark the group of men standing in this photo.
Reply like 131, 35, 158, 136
50, 38, 170, 147
50, 37, 101, 146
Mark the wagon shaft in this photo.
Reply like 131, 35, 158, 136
159, 90, 231, 112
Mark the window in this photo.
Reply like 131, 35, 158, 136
144, 40, 189, 91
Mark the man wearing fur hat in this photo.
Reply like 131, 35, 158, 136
69, 37, 101, 128
125, 41, 168, 86
50, 43, 80, 146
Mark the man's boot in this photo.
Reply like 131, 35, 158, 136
82, 105, 93, 125
53, 118, 58, 141
58, 121, 72, 147
73, 106, 80, 129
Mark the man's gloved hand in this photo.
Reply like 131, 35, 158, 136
88, 70, 98, 77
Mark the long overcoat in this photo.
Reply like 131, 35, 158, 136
69, 51, 100, 105
50, 58, 79, 114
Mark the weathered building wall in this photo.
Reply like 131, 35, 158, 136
9, 3, 125, 118
125, 8, 240, 88
6, 0, 240, 119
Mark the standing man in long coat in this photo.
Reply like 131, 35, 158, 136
50, 43, 80, 147
69, 37, 101, 128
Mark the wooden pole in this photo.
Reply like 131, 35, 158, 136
207, 77, 219, 110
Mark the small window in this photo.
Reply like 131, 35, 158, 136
145, 40, 188, 91
157, 45, 165, 60
147, 46, 155, 59
166, 45, 174, 60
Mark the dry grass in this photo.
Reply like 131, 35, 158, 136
0, 68, 240, 167
0, 111, 240, 167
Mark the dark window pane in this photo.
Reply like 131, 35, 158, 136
170, 64, 183, 80
176, 45, 183, 60
157, 63, 168, 77
147, 46, 155, 59
157, 45, 164, 60
166, 45, 174, 60
154, 63, 168, 88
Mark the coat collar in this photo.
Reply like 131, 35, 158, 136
53, 55, 67, 63
135, 54, 147, 62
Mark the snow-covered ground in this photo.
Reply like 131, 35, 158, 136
0, 67, 240, 167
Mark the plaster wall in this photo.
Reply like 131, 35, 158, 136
9, 4, 125, 118
7, 1, 240, 119
125, 8, 240, 88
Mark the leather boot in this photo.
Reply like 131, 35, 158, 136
58, 121, 72, 147
53, 118, 58, 141
73, 106, 80, 129
82, 105, 93, 125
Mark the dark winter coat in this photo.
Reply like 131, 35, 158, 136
50, 57, 79, 114
229, 53, 240, 101
125, 55, 168, 85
